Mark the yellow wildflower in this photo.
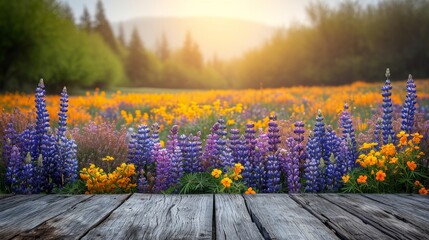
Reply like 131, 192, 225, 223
380, 144, 396, 158
342, 175, 350, 183
221, 177, 232, 188
359, 142, 378, 150
211, 169, 222, 179
102, 156, 114, 162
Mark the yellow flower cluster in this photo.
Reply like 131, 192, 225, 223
80, 160, 137, 194
345, 132, 427, 194
211, 163, 254, 194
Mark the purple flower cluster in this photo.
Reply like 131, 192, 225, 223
381, 68, 395, 144
3, 80, 78, 193
339, 103, 357, 167
401, 74, 417, 134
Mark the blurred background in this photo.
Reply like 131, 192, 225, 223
1, 0, 429, 92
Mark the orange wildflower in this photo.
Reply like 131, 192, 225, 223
375, 170, 386, 181
407, 161, 417, 171
221, 177, 232, 188
357, 175, 367, 184
419, 187, 428, 195
245, 187, 256, 194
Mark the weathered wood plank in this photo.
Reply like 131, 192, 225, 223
320, 194, 429, 240
0, 194, 13, 200
82, 194, 213, 240
397, 194, 429, 204
243, 194, 338, 240
14, 194, 129, 240
362, 194, 429, 223
290, 194, 392, 240
215, 194, 263, 240
0, 194, 46, 212
0, 194, 91, 239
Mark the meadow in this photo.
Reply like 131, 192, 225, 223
1, 75, 428, 194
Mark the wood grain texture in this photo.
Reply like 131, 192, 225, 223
362, 194, 429, 225
290, 194, 392, 240
82, 194, 213, 240
0, 194, 13, 200
215, 194, 263, 240
0, 194, 45, 212
321, 194, 429, 240
0, 194, 91, 239
14, 194, 129, 240
243, 194, 338, 240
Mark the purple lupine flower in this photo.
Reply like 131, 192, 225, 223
229, 128, 240, 162
217, 118, 227, 138
333, 140, 349, 189
192, 132, 203, 172
202, 123, 219, 168
137, 170, 149, 193
381, 69, 395, 144
213, 136, 227, 168
3, 123, 17, 166
63, 138, 78, 184
339, 104, 357, 167
251, 147, 265, 190
293, 121, 307, 165
304, 133, 321, 193
284, 137, 301, 193
40, 132, 59, 192
55, 86, 78, 186
129, 124, 153, 171
34, 79, 50, 152
401, 74, 417, 134
219, 139, 234, 172
321, 126, 338, 190
167, 125, 180, 151
154, 144, 171, 192
57, 87, 68, 140
265, 154, 281, 193
256, 129, 270, 157
151, 123, 160, 145
6, 147, 34, 194
169, 146, 183, 186
267, 115, 281, 153
373, 117, 382, 150
236, 135, 248, 166
17, 124, 36, 161
182, 133, 202, 173
242, 123, 258, 188
314, 110, 326, 158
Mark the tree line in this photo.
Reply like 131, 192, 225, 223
1, 0, 429, 92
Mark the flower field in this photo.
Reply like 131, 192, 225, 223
1, 71, 429, 194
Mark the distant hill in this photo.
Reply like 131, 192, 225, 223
112, 17, 277, 60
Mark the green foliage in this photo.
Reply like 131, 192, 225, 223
0, 0, 124, 92
178, 172, 215, 194
234, 0, 429, 88
177, 164, 250, 194
54, 179, 86, 194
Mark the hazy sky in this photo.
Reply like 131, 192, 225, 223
61, 0, 378, 26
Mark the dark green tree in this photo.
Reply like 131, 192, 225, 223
94, 0, 118, 53
126, 27, 149, 86
79, 6, 92, 32
181, 31, 203, 69
156, 33, 170, 62
117, 23, 126, 46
